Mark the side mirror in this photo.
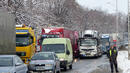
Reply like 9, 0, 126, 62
28, 59, 31, 61
55, 58, 59, 61
15, 63, 22, 66
66, 50, 70, 55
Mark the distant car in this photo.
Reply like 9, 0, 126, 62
28, 52, 60, 73
0, 55, 28, 73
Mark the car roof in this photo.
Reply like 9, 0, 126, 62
36, 52, 55, 54
42, 38, 70, 44
0, 55, 16, 57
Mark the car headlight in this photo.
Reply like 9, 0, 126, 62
60, 58, 65, 61
46, 64, 53, 67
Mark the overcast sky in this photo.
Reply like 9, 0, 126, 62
76, 0, 128, 14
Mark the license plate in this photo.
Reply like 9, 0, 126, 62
36, 66, 44, 70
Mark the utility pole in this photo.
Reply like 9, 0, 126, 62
128, 0, 130, 59
116, 0, 119, 50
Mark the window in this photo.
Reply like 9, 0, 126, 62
29, 36, 33, 44
66, 44, 69, 52
15, 56, 23, 65
31, 53, 54, 60
42, 44, 65, 53
0, 57, 13, 66
16, 35, 30, 46
55, 54, 58, 59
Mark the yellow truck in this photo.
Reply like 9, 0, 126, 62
16, 25, 36, 64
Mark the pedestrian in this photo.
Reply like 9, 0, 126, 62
108, 45, 119, 73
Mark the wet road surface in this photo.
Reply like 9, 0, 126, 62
62, 55, 122, 73
33, 55, 122, 73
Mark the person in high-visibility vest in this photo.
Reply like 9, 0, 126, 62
108, 45, 118, 73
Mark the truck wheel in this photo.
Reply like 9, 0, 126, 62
69, 64, 72, 69
53, 69, 57, 73
64, 66, 67, 71
53, 67, 57, 73
27, 71, 32, 73
57, 70, 61, 73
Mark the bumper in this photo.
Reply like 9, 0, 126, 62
29, 70, 53, 73
28, 65, 54, 72
80, 52, 97, 57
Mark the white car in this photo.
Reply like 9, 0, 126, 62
0, 55, 28, 73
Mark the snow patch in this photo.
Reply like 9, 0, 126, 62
117, 51, 130, 73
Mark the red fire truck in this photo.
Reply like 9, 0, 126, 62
37, 27, 79, 58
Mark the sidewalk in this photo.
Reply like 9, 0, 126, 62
117, 51, 130, 73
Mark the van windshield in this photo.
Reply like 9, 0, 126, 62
42, 44, 65, 53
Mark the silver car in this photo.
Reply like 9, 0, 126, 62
0, 55, 28, 73
28, 52, 60, 73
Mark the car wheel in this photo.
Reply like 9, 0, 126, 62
69, 64, 72, 69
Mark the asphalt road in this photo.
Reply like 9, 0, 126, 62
62, 55, 122, 73
33, 55, 122, 73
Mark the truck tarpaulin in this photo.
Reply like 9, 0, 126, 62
0, 8, 16, 54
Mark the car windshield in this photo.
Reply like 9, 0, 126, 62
80, 39, 97, 46
16, 36, 29, 46
0, 57, 13, 66
31, 53, 54, 60
42, 44, 65, 53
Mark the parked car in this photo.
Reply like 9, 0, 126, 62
42, 38, 73, 71
28, 52, 60, 73
0, 55, 28, 73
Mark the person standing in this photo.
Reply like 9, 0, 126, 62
108, 45, 119, 73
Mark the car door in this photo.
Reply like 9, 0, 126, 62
15, 56, 27, 73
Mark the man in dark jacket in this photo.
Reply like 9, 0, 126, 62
108, 45, 119, 73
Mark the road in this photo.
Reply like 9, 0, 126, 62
33, 55, 122, 73
62, 55, 122, 73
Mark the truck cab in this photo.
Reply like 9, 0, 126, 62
79, 38, 102, 57
16, 25, 36, 64
101, 34, 110, 54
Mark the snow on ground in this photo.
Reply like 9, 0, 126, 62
117, 51, 130, 73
